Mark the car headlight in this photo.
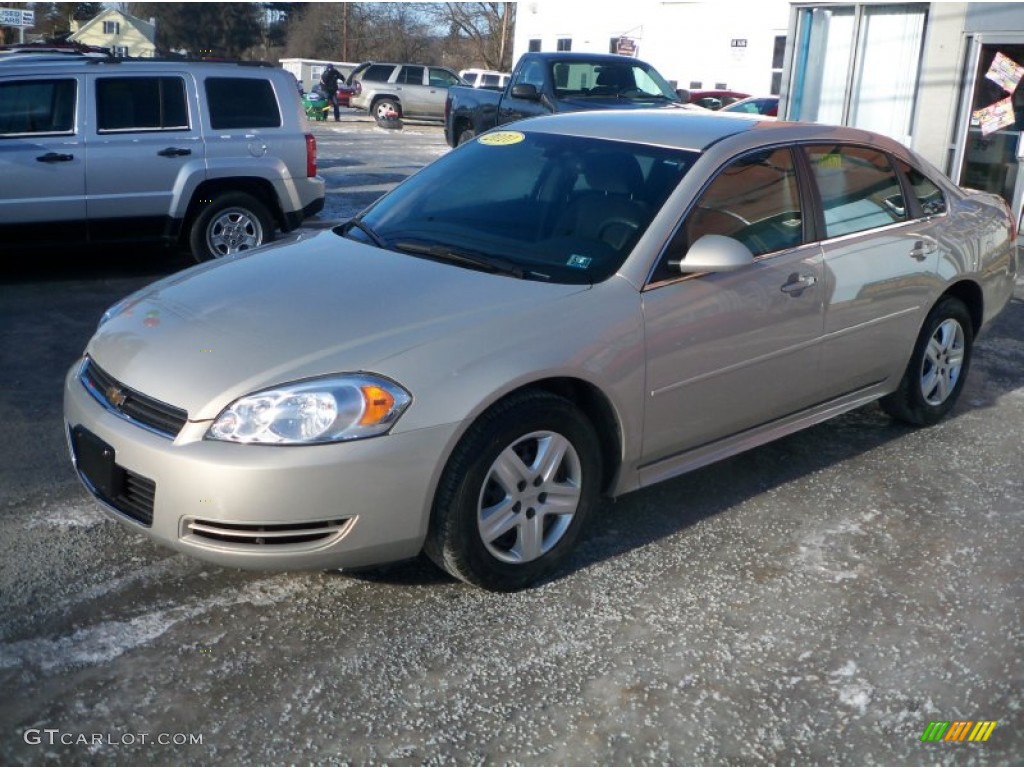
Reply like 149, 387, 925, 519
206, 374, 411, 444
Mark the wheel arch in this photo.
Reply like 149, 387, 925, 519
439, 376, 624, 498
938, 279, 984, 335
370, 94, 402, 115
184, 178, 285, 237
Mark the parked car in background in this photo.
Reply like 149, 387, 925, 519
460, 68, 511, 90
721, 95, 779, 117
348, 62, 464, 121
445, 51, 684, 147
682, 88, 750, 110
0, 53, 325, 262
65, 109, 1017, 592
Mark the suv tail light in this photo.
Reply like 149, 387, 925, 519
305, 133, 317, 178
445, 93, 451, 123
354, 81, 362, 96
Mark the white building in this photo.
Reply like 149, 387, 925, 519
513, 0, 792, 96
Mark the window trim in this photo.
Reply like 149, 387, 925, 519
644, 139, 947, 290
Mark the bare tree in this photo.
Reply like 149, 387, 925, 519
428, 2, 516, 71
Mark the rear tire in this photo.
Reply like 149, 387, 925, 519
374, 98, 401, 120
188, 192, 274, 263
880, 297, 973, 426
424, 391, 600, 591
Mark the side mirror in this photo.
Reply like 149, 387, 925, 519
511, 83, 541, 100
675, 234, 755, 274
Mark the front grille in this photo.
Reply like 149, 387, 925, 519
80, 358, 188, 439
183, 518, 352, 548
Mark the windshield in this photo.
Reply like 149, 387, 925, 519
344, 131, 697, 284
551, 60, 680, 102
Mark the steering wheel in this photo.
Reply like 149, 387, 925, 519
597, 217, 640, 250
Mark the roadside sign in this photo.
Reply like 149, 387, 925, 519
0, 7, 33, 26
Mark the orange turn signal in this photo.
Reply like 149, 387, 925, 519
359, 385, 395, 426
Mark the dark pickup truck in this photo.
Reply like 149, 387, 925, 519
444, 51, 684, 147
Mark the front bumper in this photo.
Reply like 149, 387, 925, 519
64, 361, 457, 570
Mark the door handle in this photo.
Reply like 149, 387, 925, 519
780, 273, 817, 295
909, 239, 936, 261
36, 152, 74, 163
158, 147, 192, 157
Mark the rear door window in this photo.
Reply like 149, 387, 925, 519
804, 144, 907, 237
0, 79, 76, 135
896, 160, 948, 217
96, 76, 188, 132
398, 66, 424, 85
205, 77, 281, 129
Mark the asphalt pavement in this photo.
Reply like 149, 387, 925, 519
0, 115, 1021, 766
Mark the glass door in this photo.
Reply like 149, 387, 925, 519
955, 37, 1024, 222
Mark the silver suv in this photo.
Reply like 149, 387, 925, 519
348, 62, 464, 121
0, 54, 325, 262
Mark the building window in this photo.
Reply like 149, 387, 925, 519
113, 46, 128, 58
103, 20, 120, 35
609, 37, 618, 54
771, 35, 785, 95
790, 4, 926, 144
528, 38, 541, 53
556, 38, 572, 52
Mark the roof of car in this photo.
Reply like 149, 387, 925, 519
0, 55, 279, 71
502, 108, 909, 156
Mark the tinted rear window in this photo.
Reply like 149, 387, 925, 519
361, 65, 395, 82
97, 77, 188, 132
206, 77, 281, 130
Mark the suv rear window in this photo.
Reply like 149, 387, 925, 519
205, 77, 281, 130
361, 64, 396, 82
97, 77, 188, 132
0, 79, 75, 135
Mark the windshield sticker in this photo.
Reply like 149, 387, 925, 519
478, 130, 525, 146
567, 254, 592, 269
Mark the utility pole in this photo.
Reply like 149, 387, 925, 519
342, 2, 349, 61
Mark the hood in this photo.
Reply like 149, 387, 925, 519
87, 231, 586, 420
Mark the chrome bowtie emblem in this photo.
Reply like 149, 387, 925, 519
105, 385, 127, 408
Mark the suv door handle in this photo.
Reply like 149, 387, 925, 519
157, 147, 192, 157
780, 273, 817, 295
36, 152, 74, 163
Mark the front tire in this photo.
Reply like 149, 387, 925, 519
880, 297, 973, 426
425, 391, 601, 591
457, 127, 476, 146
189, 192, 274, 263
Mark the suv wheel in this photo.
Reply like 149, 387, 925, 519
374, 98, 402, 121
189, 192, 274, 263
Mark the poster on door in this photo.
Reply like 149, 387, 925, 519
985, 51, 1024, 94
973, 96, 1015, 135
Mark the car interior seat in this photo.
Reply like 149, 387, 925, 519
552, 151, 649, 251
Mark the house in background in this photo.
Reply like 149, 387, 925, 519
69, 8, 156, 58
279, 59, 360, 94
